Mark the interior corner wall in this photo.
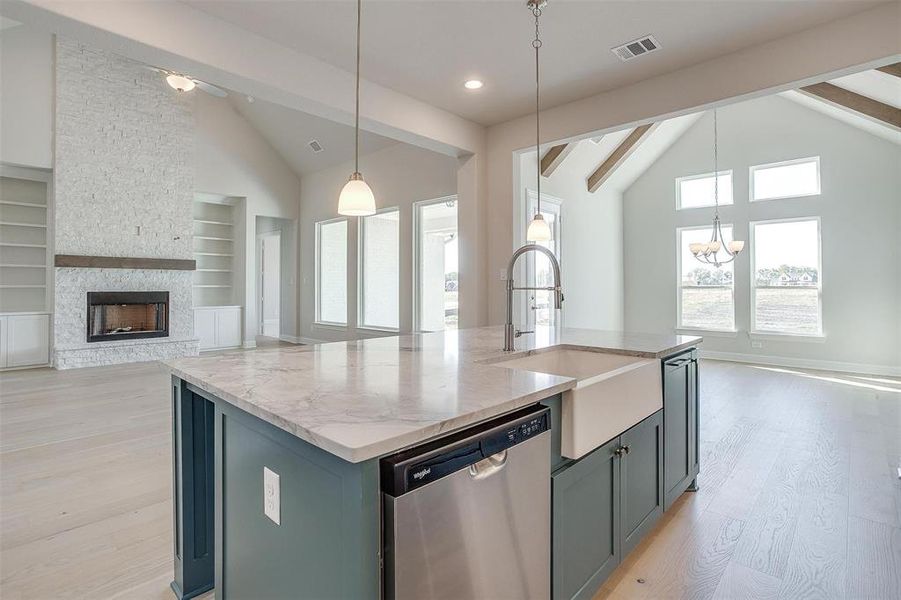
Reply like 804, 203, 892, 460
194, 92, 301, 345
0, 25, 53, 169
518, 143, 624, 331
623, 94, 901, 373
299, 142, 458, 342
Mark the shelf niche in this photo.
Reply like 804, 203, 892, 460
193, 198, 238, 308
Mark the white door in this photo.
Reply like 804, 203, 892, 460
525, 192, 562, 330
259, 232, 281, 338
7, 314, 49, 367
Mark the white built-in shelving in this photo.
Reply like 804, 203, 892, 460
0, 172, 51, 315
193, 199, 237, 308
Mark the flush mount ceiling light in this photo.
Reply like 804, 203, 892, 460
145, 65, 228, 97
525, 0, 551, 243
690, 109, 745, 267
464, 79, 484, 90
338, 0, 377, 216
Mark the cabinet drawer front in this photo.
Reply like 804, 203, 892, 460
552, 437, 621, 600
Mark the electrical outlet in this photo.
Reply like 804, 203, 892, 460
263, 467, 280, 525
751, 341, 763, 349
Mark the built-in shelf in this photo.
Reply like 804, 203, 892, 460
193, 198, 237, 308
0, 221, 46, 228
1, 170, 51, 315
0, 201, 47, 209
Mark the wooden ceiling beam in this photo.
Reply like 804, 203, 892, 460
586, 124, 657, 193
875, 62, 901, 79
799, 81, 901, 130
540, 143, 575, 178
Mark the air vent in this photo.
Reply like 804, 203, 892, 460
611, 35, 661, 62
308, 140, 324, 153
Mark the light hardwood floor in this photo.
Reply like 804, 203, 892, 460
1, 359, 899, 599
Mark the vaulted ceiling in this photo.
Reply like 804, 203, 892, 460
185, 0, 888, 125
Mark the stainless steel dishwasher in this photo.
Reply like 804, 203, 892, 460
381, 404, 551, 600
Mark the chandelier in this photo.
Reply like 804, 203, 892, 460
689, 109, 744, 267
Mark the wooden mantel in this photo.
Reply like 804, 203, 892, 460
54, 255, 196, 270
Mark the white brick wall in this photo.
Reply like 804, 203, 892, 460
53, 38, 198, 367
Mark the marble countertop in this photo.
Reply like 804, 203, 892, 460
163, 326, 701, 463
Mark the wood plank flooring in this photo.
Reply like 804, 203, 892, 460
0, 358, 898, 599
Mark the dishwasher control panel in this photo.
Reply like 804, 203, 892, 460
381, 404, 550, 496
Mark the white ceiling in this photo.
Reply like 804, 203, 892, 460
185, 0, 886, 125
227, 93, 398, 175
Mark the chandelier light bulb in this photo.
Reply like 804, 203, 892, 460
728, 240, 745, 254
338, 173, 376, 216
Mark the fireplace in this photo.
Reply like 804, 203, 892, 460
86, 292, 169, 343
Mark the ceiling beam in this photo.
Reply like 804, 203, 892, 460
875, 62, 901, 79
586, 124, 657, 193
540, 143, 575, 177
799, 82, 901, 130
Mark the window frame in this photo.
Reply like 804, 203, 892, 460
413, 195, 458, 333
675, 224, 737, 333
749, 156, 821, 202
313, 217, 349, 327
357, 205, 401, 332
675, 169, 734, 210
749, 216, 823, 338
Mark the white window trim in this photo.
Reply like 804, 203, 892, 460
675, 224, 737, 333
412, 195, 458, 333
749, 156, 821, 202
749, 216, 824, 337
357, 206, 401, 332
523, 189, 563, 330
675, 170, 733, 210
314, 217, 348, 328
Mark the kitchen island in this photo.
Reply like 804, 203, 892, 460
164, 326, 700, 600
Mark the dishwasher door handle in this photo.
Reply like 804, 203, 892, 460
468, 450, 508, 480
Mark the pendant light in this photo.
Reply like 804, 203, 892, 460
689, 109, 744, 267
338, 0, 377, 216
525, 0, 551, 243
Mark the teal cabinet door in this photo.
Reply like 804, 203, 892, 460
552, 437, 621, 600
620, 410, 663, 555
662, 350, 700, 510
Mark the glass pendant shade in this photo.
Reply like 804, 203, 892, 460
338, 173, 376, 216
166, 74, 196, 92
527, 213, 551, 242
728, 240, 745, 254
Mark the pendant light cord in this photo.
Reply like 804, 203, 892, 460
354, 0, 362, 175
713, 108, 719, 218
533, 4, 542, 217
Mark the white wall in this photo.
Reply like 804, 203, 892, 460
299, 142, 457, 342
623, 94, 900, 373
0, 25, 53, 169
194, 92, 301, 345
518, 141, 624, 331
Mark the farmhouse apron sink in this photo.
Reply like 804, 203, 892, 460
491, 349, 662, 459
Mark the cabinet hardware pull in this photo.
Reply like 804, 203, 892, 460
623, 445, 631, 454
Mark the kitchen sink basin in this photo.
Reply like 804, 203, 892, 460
491, 349, 662, 459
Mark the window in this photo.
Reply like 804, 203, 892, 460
525, 191, 562, 328
414, 197, 458, 332
676, 171, 733, 209
359, 208, 399, 330
678, 226, 735, 331
315, 219, 347, 325
750, 157, 820, 201
751, 218, 822, 336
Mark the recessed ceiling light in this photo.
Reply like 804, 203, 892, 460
464, 79, 484, 90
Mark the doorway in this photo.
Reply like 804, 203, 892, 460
258, 231, 281, 339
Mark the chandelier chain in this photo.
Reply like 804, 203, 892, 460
533, 5, 542, 216
713, 108, 718, 217
354, 0, 361, 174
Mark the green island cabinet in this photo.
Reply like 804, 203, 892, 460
662, 348, 700, 510
551, 410, 664, 600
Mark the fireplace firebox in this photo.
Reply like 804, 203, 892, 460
86, 292, 169, 343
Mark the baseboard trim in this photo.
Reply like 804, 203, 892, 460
241, 340, 257, 349
279, 334, 303, 344
298, 336, 327, 345
699, 350, 900, 377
